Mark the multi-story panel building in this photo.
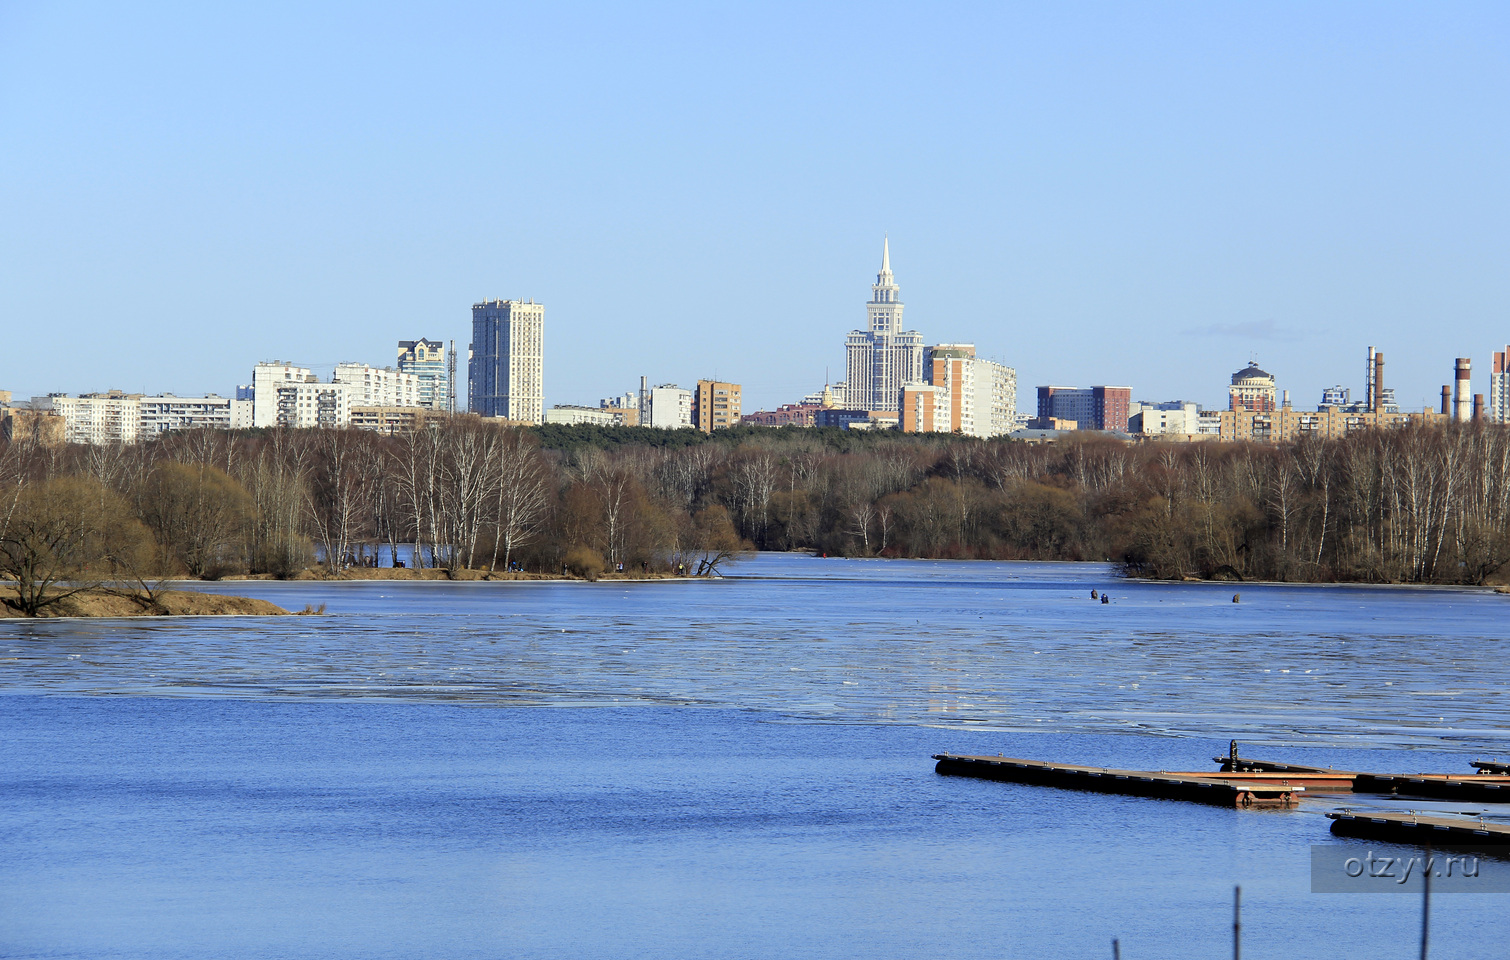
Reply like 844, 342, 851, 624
139, 395, 252, 436
1219, 405, 1448, 442
916, 344, 1018, 438
1, 405, 64, 446
252, 362, 310, 427
397, 339, 450, 411
1035, 385, 1131, 432
333, 363, 421, 408
349, 406, 436, 434
646, 384, 692, 429
844, 240, 923, 413
1491, 348, 1510, 423
545, 405, 617, 426
900, 383, 944, 433
49, 391, 143, 445
692, 380, 741, 432
1128, 401, 1201, 436
469, 299, 544, 422
251, 362, 351, 429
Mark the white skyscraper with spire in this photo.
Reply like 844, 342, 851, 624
844, 238, 924, 412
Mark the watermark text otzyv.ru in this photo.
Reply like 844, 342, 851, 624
1310, 846, 1510, 893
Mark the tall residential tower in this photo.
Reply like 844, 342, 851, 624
397, 339, 450, 411
469, 299, 544, 422
844, 239, 923, 413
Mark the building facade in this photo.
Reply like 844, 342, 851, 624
250, 362, 352, 429
1, 405, 64, 446
915, 344, 1017, 438
900, 383, 944, 433
397, 339, 450, 411
1228, 362, 1277, 412
1490, 348, 1510, 423
139, 395, 251, 435
469, 299, 545, 422
1035, 385, 1131, 432
349, 406, 436, 433
47, 392, 141, 445
1219, 404, 1448, 442
844, 240, 923, 413
646, 384, 692, 429
333, 363, 421, 408
692, 380, 741, 432
545, 405, 617, 426
1127, 401, 1202, 436
743, 403, 820, 427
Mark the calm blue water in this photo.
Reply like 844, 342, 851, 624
3, 555, 1508, 958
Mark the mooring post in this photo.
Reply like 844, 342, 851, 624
1420, 847, 1431, 960
1233, 885, 1242, 960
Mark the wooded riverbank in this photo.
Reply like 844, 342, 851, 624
4, 419, 1510, 615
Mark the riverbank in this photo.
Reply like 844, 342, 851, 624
1, 588, 291, 618
219, 568, 690, 583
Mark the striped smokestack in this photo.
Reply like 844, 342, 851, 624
1366, 347, 1377, 412
1456, 358, 1472, 422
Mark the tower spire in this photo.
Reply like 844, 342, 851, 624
882, 235, 890, 274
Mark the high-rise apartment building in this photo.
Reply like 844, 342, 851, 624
469, 299, 544, 422
914, 344, 1017, 438
844, 240, 923, 413
250, 362, 351, 429
49, 391, 142, 445
1491, 349, 1510, 423
900, 383, 945, 432
333, 363, 421, 408
692, 380, 741, 432
1036, 385, 1131, 432
397, 339, 450, 411
646, 384, 693, 429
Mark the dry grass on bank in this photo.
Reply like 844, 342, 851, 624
0, 588, 292, 619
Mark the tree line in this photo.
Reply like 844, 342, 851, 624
4, 420, 1510, 613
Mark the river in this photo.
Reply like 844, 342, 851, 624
2, 554, 1506, 958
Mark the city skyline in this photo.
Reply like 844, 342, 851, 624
5, 5, 1509, 414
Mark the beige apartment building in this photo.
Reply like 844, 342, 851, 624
692, 380, 741, 432
1217, 403, 1449, 442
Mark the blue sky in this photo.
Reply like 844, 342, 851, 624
2, 2, 1507, 413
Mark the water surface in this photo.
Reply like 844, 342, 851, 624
3, 555, 1507, 959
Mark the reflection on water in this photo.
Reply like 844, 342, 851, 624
3, 554, 1507, 751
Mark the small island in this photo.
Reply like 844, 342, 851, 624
0, 588, 289, 619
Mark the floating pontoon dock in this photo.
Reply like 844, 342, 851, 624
1327, 809, 1510, 847
932, 754, 1308, 807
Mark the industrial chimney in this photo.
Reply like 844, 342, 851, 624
1373, 351, 1385, 413
1474, 394, 1485, 422
1366, 347, 1377, 412
1455, 358, 1472, 422
1442, 385, 1452, 417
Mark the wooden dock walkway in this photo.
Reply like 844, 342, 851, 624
932, 754, 1305, 807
